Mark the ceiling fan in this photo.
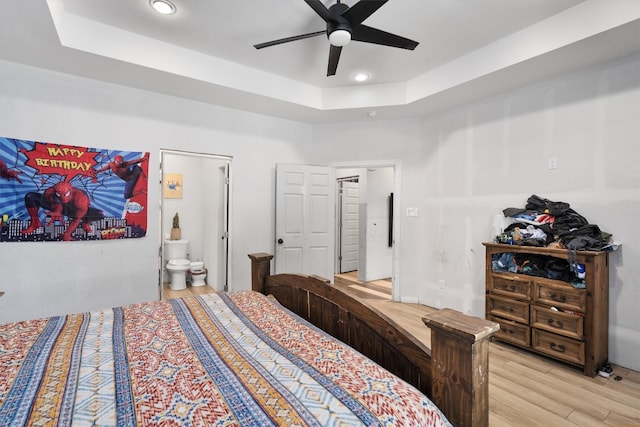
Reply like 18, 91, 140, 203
253, 0, 419, 77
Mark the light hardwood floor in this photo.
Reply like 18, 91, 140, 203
162, 282, 215, 300
334, 271, 392, 299
163, 282, 640, 426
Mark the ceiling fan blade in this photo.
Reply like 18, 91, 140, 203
342, 0, 387, 26
351, 24, 418, 50
327, 45, 342, 76
254, 30, 325, 49
304, 0, 334, 22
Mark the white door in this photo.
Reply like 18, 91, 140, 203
275, 164, 335, 281
339, 181, 359, 273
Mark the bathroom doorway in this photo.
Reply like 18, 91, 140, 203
159, 150, 231, 299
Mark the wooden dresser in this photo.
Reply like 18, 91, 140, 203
484, 242, 609, 376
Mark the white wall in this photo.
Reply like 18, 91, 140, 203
312, 54, 640, 371
0, 53, 638, 372
0, 59, 312, 323
162, 155, 203, 261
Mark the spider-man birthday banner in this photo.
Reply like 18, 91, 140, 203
0, 137, 149, 242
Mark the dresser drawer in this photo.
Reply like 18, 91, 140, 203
489, 315, 530, 348
533, 281, 586, 312
531, 305, 584, 340
532, 329, 585, 366
487, 295, 529, 324
490, 275, 531, 300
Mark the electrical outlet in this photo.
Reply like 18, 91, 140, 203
406, 207, 419, 217
548, 157, 558, 170
438, 279, 445, 289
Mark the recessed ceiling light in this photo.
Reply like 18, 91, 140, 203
150, 0, 176, 15
353, 72, 370, 82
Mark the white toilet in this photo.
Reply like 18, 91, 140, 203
190, 261, 207, 287
165, 239, 190, 290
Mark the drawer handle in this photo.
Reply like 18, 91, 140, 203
550, 292, 567, 303
550, 342, 566, 353
501, 306, 514, 313
548, 318, 564, 328
507, 285, 516, 292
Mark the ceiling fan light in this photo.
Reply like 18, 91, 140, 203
329, 29, 351, 47
150, 0, 176, 15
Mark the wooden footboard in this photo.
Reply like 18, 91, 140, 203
249, 253, 499, 427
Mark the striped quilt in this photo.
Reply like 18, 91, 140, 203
0, 291, 451, 426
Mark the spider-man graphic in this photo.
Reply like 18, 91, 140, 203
21, 180, 104, 241
0, 159, 23, 184
0, 138, 150, 242
92, 153, 148, 198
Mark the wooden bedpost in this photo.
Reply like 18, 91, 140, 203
248, 253, 274, 294
423, 309, 499, 427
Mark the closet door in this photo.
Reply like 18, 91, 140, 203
339, 180, 359, 273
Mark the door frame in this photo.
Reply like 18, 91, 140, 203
336, 177, 360, 274
330, 160, 401, 301
159, 149, 233, 298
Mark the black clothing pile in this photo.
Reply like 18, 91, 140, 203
491, 252, 582, 285
496, 194, 612, 251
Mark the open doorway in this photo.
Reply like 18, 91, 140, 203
336, 176, 360, 274
332, 161, 399, 301
159, 150, 231, 299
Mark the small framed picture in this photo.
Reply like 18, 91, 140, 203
164, 173, 183, 199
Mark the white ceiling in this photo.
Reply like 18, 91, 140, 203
1, 0, 639, 123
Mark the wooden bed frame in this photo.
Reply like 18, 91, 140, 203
249, 253, 499, 427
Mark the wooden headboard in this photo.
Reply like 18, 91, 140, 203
249, 253, 499, 427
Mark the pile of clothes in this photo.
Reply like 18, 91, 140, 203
492, 195, 612, 288
495, 194, 612, 252
491, 251, 586, 288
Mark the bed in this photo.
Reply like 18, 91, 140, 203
0, 254, 498, 427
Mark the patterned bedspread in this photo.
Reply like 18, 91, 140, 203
0, 291, 451, 426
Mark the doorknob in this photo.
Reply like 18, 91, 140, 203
277, 238, 284, 244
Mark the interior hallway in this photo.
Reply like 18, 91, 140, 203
334, 271, 392, 300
